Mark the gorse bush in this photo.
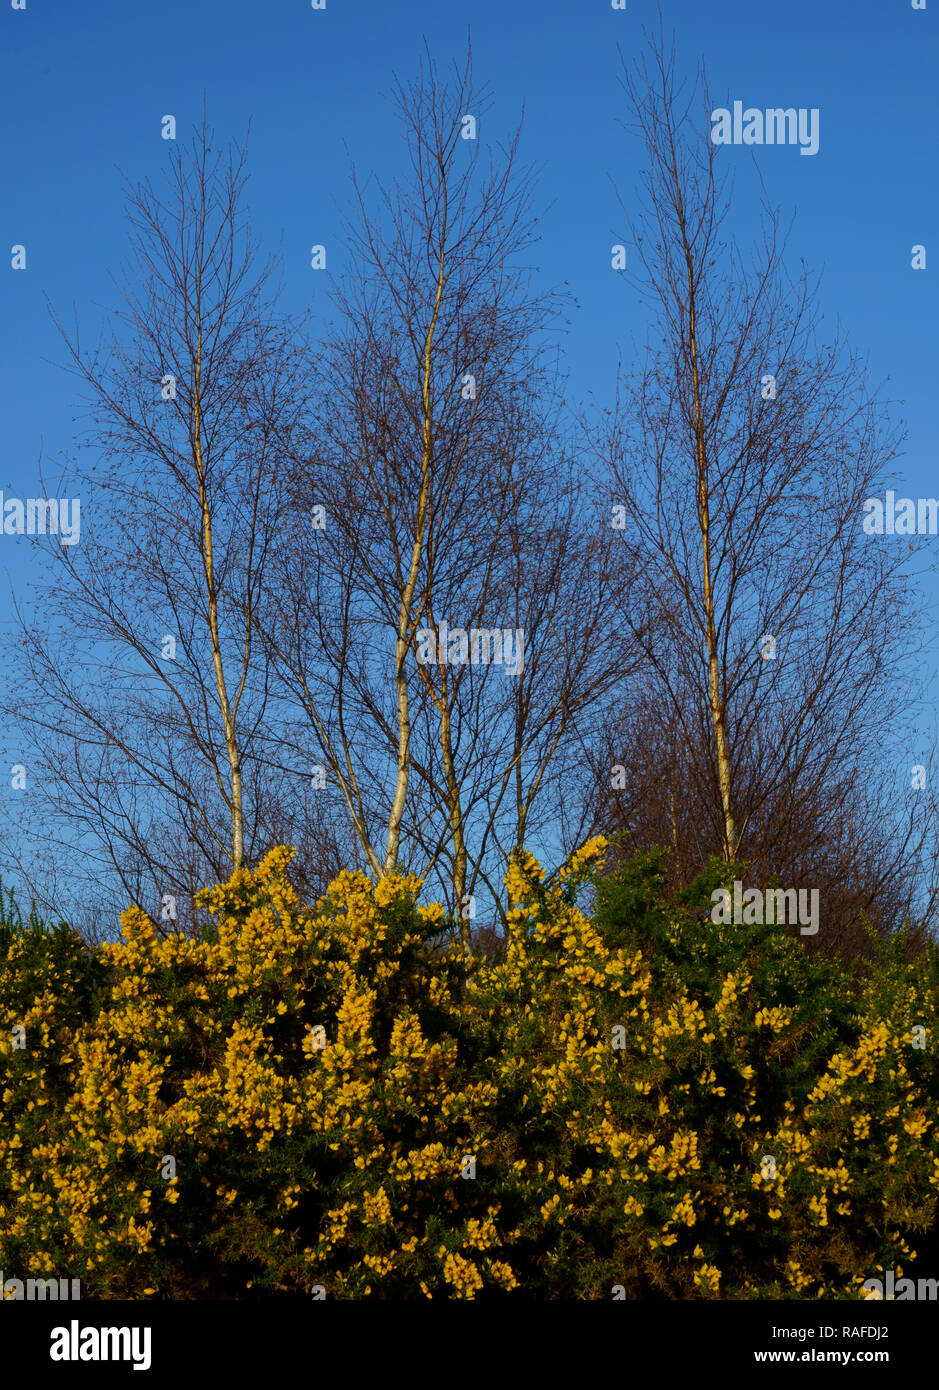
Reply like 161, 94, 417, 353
1, 842, 937, 1299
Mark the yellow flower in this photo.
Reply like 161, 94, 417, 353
694, 1264, 721, 1295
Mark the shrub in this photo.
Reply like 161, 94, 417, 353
1, 842, 937, 1299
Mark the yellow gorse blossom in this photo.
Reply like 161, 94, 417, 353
2, 838, 937, 1302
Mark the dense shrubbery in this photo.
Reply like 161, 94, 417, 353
1, 842, 938, 1299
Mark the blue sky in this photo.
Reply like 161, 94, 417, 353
1, 0, 937, 796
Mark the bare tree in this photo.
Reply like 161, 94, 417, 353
589, 29, 933, 951
0, 116, 318, 933
260, 45, 631, 947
